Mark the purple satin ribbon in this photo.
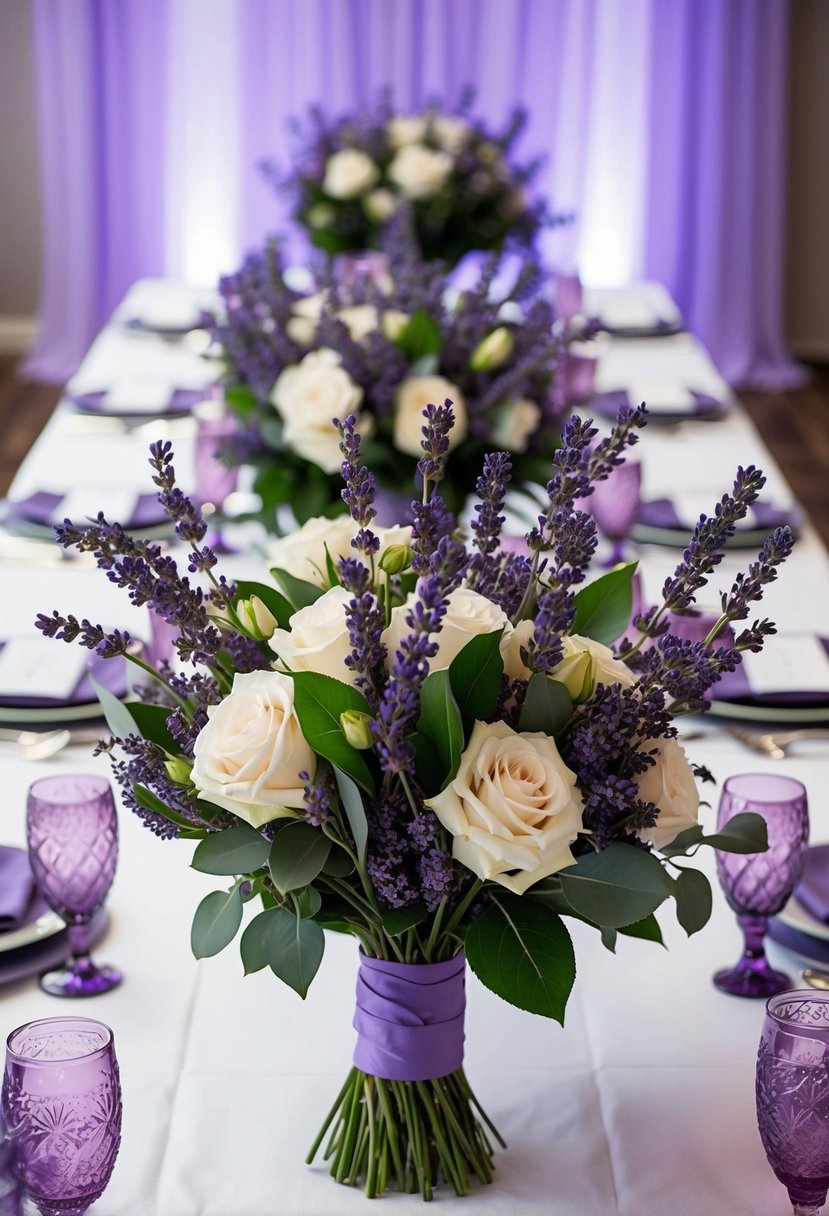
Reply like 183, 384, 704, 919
353, 951, 466, 1082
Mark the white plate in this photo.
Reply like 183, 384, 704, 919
0, 700, 108, 726
778, 893, 829, 943
705, 698, 829, 725
631, 522, 778, 550
0, 907, 65, 953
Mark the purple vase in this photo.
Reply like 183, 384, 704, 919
714, 773, 809, 998
26, 775, 121, 998
756, 991, 829, 1216
2, 1017, 122, 1216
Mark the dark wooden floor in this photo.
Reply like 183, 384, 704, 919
0, 357, 827, 546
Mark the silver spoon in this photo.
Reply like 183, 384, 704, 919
801, 969, 829, 990
0, 727, 72, 761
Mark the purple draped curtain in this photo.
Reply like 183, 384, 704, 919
24, 0, 802, 389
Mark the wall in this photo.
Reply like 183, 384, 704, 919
786, 0, 829, 363
0, 0, 41, 352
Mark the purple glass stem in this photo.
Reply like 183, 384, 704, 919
756, 991, 829, 1215
714, 773, 809, 999
2, 1017, 122, 1216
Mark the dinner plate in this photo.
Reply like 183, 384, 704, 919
631, 497, 800, 550
0, 909, 109, 988
67, 386, 206, 419
597, 320, 685, 339
778, 893, 829, 944
769, 919, 829, 969
0, 881, 64, 954
0, 646, 127, 726
707, 636, 829, 723
586, 389, 730, 425
7, 490, 170, 535
124, 314, 212, 337
705, 699, 829, 725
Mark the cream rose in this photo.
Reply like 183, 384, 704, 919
270, 348, 365, 474
336, 305, 380, 342
503, 630, 636, 696
382, 309, 410, 341
190, 671, 313, 828
268, 516, 412, 587
393, 375, 467, 457
492, 398, 541, 453
430, 115, 470, 154
322, 148, 379, 198
387, 115, 428, 148
427, 720, 584, 893
364, 188, 399, 222
388, 144, 453, 199
383, 587, 511, 673
635, 738, 700, 851
270, 586, 355, 685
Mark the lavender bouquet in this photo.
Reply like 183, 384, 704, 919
265, 90, 552, 265
38, 404, 791, 1200
214, 234, 561, 523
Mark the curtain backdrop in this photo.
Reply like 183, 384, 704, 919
24, 0, 803, 389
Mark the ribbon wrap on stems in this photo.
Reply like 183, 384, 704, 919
353, 950, 466, 1082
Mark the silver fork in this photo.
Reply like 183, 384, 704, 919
681, 726, 829, 760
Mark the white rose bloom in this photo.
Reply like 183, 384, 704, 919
383, 587, 511, 672
285, 315, 316, 346
336, 304, 380, 342
190, 671, 314, 828
267, 517, 412, 587
635, 738, 700, 851
430, 115, 470, 154
502, 618, 535, 680
388, 144, 453, 199
381, 309, 410, 341
270, 348, 366, 474
393, 375, 467, 457
492, 398, 541, 453
270, 586, 356, 685
291, 291, 329, 320
427, 720, 584, 893
364, 188, 399, 222
322, 148, 379, 199
387, 114, 428, 148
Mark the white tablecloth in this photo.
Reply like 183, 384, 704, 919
1, 280, 827, 1215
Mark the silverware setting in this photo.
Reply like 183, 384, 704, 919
0, 727, 103, 761
801, 969, 829, 991
680, 726, 829, 759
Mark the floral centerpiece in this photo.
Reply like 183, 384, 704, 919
264, 90, 551, 264
214, 233, 561, 523
38, 404, 792, 1200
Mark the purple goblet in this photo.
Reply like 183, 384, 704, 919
714, 773, 809, 999
2, 1017, 122, 1216
552, 270, 583, 325
588, 459, 642, 566
194, 399, 239, 554
334, 250, 391, 301
756, 991, 829, 1216
26, 775, 121, 998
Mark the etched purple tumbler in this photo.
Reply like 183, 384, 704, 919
26, 775, 121, 998
756, 991, 829, 1216
714, 773, 809, 998
2, 1017, 122, 1216
588, 459, 642, 566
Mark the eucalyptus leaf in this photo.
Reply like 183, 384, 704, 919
268, 822, 331, 893
570, 562, 638, 645
333, 768, 368, 864
132, 783, 202, 834
89, 674, 137, 741
558, 843, 669, 928
322, 847, 355, 877
191, 824, 271, 876
672, 868, 713, 936
700, 812, 769, 855
268, 907, 325, 998
465, 893, 576, 1023
416, 669, 464, 786
600, 926, 617, 953
239, 907, 283, 975
191, 884, 243, 959
412, 730, 446, 797
448, 630, 505, 733
296, 885, 323, 920
518, 673, 573, 736
618, 912, 665, 946
291, 672, 375, 793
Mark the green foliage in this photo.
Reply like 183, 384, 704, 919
570, 562, 638, 646
518, 674, 573, 736
269, 568, 325, 612
191, 883, 244, 958
191, 823, 272, 876
382, 905, 427, 937
132, 783, 203, 835
558, 843, 669, 928
268, 822, 331, 893
233, 579, 294, 630
416, 669, 464, 788
447, 631, 505, 733
90, 674, 138, 742
660, 812, 769, 858
291, 673, 375, 793
240, 906, 325, 997
671, 869, 713, 936
394, 310, 442, 362
333, 769, 368, 864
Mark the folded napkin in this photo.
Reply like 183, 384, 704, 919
9, 490, 166, 531
639, 496, 797, 533
0, 637, 88, 701
588, 389, 726, 422
795, 844, 829, 925
714, 636, 829, 706
0, 847, 35, 932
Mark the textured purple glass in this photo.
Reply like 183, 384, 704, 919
561, 348, 597, 406
26, 775, 121, 998
756, 991, 829, 1216
714, 774, 809, 999
588, 459, 642, 566
353, 951, 466, 1082
2, 1017, 122, 1216
552, 271, 583, 325
665, 608, 736, 647
194, 403, 240, 513
334, 251, 391, 303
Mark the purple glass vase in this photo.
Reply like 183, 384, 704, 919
587, 459, 642, 566
2, 1017, 122, 1216
756, 991, 829, 1216
26, 775, 121, 998
714, 773, 809, 998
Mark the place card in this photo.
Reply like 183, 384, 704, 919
741, 636, 829, 696
103, 379, 172, 413
58, 489, 136, 526
0, 637, 87, 700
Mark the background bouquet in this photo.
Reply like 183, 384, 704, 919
264, 89, 551, 264
214, 232, 561, 523
38, 404, 791, 1200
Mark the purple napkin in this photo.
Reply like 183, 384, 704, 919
0, 641, 128, 709
713, 637, 829, 709
0, 847, 35, 932
588, 389, 728, 422
8, 491, 166, 531
67, 386, 205, 417
639, 497, 798, 533
794, 844, 829, 925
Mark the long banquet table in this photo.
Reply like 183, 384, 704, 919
1, 279, 826, 1215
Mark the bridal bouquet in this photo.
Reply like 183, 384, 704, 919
214, 234, 561, 522
38, 404, 791, 1200
264, 91, 550, 264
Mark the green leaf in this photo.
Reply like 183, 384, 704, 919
239, 907, 283, 974
89, 674, 136, 741
267, 822, 331, 893
570, 562, 638, 645
323, 545, 341, 588
322, 846, 355, 877
333, 768, 368, 864
409, 353, 440, 376
382, 904, 427, 937
395, 309, 442, 361
291, 672, 375, 793
558, 843, 669, 928
658, 825, 704, 857
672, 868, 713, 936
518, 673, 573, 736
267, 907, 325, 997
233, 579, 294, 630
411, 729, 446, 796
191, 884, 243, 959
296, 885, 322, 919
269, 568, 325, 612
465, 893, 576, 1023
132, 783, 202, 834
447, 630, 505, 733
191, 824, 272, 876
224, 383, 259, 418
124, 703, 179, 753
416, 669, 464, 786
618, 912, 665, 946
701, 812, 769, 855
600, 926, 617, 953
